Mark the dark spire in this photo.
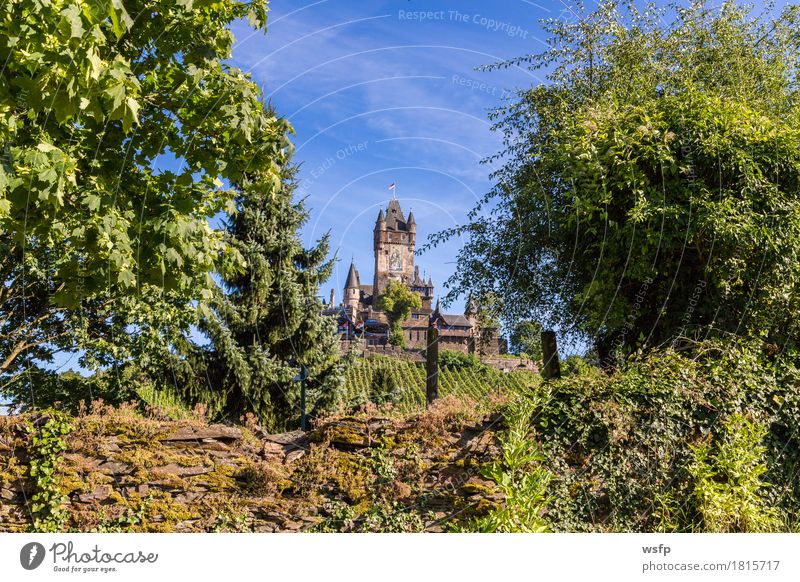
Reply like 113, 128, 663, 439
344, 261, 360, 289
407, 211, 415, 225
385, 199, 407, 231
377, 208, 385, 222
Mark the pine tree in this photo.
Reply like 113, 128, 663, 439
168, 160, 344, 430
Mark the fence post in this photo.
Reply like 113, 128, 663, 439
426, 325, 439, 406
541, 330, 561, 380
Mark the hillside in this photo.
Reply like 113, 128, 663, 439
342, 356, 539, 413
2, 342, 798, 533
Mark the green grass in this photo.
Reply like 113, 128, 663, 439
343, 356, 540, 413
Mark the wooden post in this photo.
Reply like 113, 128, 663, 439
541, 330, 561, 380
426, 325, 439, 406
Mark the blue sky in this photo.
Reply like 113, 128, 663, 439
228, 0, 560, 312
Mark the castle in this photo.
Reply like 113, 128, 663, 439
324, 198, 504, 355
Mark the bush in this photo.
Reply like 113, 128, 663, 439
438, 350, 484, 370
466, 394, 552, 533
370, 366, 401, 407
686, 414, 781, 532
532, 340, 798, 532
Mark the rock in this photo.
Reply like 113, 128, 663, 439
262, 441, 284, 458
0, 488, 16, 501
173, 492, 204, 504
77, 485, 112, 503
265, 430, 308, 446
162, 426, 242, 443
151, 464, 214, 478
103, 442, 121, 454
123, 483, 150, 497
282, 520, 303, 531
198, 438, 230, 451
283, 449, 306, 464
460, 476, 498, 497
98, 460, 132, 476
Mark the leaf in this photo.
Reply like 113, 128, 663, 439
108, 0, 133, 40
165, 247, 183, 267
38, 167, 58, 185
84, 194, 101, 211
60, 5, 84, 39
122, 96, 139, 133
118, 268, 136, 287
85, 48, 104, 81
105, 82, 125, 112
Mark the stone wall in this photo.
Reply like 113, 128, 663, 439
0, 404, 507, 533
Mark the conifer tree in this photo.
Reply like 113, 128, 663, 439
168, 160, 344, 430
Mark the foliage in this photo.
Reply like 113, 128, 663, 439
4, 369, 138, 414
162, 158, 344, 431
686, 414, 781, 532
438, 349, 484, 370
508, 320, 543, 362
467, 394, 552, 533
370, 367, 402, 407
533, 340, 798, 532
377, 281, 422, 347
562, 354, 593, 377
27, 412, 71, 532
430, 0, 800, 355
0, 0, 289, 394
315, 498, 425, 533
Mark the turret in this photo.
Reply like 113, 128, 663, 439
344, 261, 361, 315
375, 208, 386, 231
407, 211, 416, 233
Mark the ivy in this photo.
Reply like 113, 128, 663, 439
27, 412, 71, 533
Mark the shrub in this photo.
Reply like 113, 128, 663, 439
370, 366, 401, 407
533, 340, 797, 532
438, 350, 484, 370
686, 414, 781, 532
466, 394, 552, 532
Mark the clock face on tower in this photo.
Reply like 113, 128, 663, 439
389, 248, 403, 272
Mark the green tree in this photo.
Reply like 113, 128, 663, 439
165, 160, 344, 430
0, 0, 287, 394
430, 0, 800, 358
509, 320, 543, 362
376, 281, 421, 348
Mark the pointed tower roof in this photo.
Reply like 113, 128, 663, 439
377, 208, 385, 222
407, 211, 415, 224
385, 199, 407, 231
344, 261, 360, 289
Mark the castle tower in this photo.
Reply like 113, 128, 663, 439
344, 261, 361, 316
373, 199, 415, 299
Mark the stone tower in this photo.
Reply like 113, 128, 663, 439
373, 199, 415, 299
344, 261, 361, 317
